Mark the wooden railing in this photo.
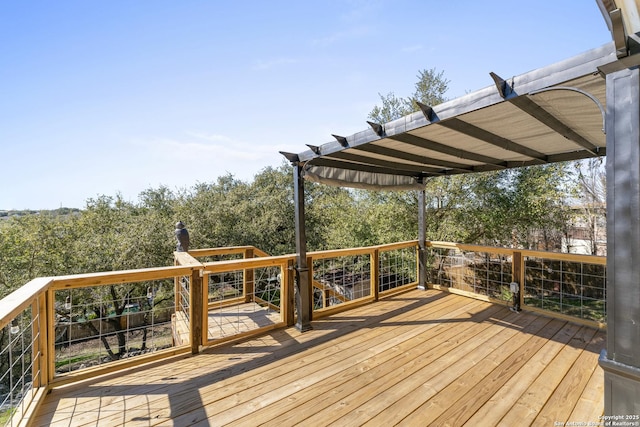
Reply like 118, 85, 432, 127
308, 241, 419, 316
0, 264, 198, 427
0, 240, 606, 426
426, 241, 607, 328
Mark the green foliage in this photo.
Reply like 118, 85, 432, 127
174, 164, 298, 254
368, 92, 413, 124
0, 212, 78, 297
573, 158, 606, 255
0, 156, 582, 299
508, 164, 574, 249
368, 67, 449, 123
408, 68, 450, 110
0, 407, 15, 425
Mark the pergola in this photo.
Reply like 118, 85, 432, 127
282, 1, 640, 417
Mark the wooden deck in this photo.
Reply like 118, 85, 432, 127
206, 302, 282, 340
32, 289, 605, 426
173, 302, 282, 346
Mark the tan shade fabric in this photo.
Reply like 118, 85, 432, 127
286, 43, 616, 189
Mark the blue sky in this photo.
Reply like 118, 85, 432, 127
1, 1, 611, 210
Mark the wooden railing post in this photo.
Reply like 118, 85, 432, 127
284, 259, 295, 326
31, 300, 41, 389
371, 248, 380, 301
38, 293, 48, 388
306, 256, 314, 322
32, 296, 49, 390
244, 248, 254, 303
189, 269, 203, 354
201, 271, 209, 345
512, 250, 524, 309
47, 288, 55, 383
174, 258, 180, 318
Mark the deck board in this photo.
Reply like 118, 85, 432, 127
461, 321, 583, 426
393, 316, 564, 427
207, 302, 282, 340
32, 289, 605, 427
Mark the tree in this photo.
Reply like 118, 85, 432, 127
56, 194, 178, 362
508, 164, 575, 250
574, 158, 606, 255
136, 186, 180, 267
0, 212, 78, 299
368, 68, 449, 123
448, 171, 511, 245
368, 91, 413, 124
408, 68, 450, 110
245, 164, 296, 255
174, 173, 255, 250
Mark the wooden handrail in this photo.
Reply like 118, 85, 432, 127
426, 240, 607, 264
174, 251, 202, 266
201, 254, 296, 274
0, 276, 53, 330
376, 240, 419, 252
188, 246, 257, 258
49, 265, 200, 290
307, 246, 374, 260
426, 241, 514, 255
518, 248, 607, 264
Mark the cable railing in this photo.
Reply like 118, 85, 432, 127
310, 247, 374, 312
378, 241, 418, 295
54, 279, 176, 374
308, 241, 419, 316
199, 255, 293, 345
427, 243, 514, 301
0, 265, 196, 427
0, 277, 49, 427
0, 240, 607, 426
0, 296, 44, 427
426, 242, 607, 326
523, 251, 606, 324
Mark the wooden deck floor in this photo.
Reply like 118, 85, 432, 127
32, 289, 605, 426
173, 302, 282, 345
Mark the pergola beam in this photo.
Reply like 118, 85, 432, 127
490, 72, 601, 155
439, 117, 548, 162
388, 132, 508, 169
353, 143, 476, 172
511, 96, 600, 155
310, 157, 436, 178
327, 151, 448, 176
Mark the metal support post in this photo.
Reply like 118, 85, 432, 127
293, 163, 312, 332
418, 184, 427, 290
599, 66, 640, 415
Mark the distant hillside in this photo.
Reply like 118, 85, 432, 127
0, 208, 81, 219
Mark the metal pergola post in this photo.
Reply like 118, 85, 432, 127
293, 162, 312, 332
418, 183, 427, 290
599, 66, 640, 415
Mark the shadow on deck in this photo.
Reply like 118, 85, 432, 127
33, 289, 604, 426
